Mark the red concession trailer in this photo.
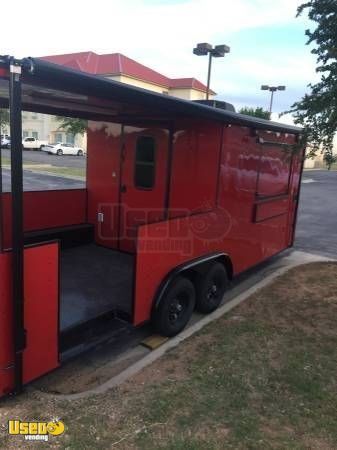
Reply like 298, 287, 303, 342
0, 56, 304, 397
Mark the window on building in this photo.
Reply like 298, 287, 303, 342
32, 131, 39, 139
66, 133, 75, 145
134, 136, 156, 189
22, 131, 29, 138
54, 133, 63, 143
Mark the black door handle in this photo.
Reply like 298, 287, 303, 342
120, 184, 127, 193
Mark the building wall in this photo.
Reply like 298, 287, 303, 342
168, 88, 210, 100
107, 75, 168, 94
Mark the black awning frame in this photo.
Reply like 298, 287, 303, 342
0, 55, 302, 135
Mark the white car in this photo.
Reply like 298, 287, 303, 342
22, 137, 48, 150
42, 143, 85, 156
1, 135, 10, 148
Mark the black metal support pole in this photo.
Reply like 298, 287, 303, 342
9, 58, 25, 394
269, 90, 274, 115
206, 52, 212, 100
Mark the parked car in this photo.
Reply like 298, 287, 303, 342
22, 137, 48, 150
0, 135, 10, 148
41, 143, 85, 156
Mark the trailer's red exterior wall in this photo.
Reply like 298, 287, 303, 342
0, 242, 59, 397
169, 120, 222, 216
0, 189, 87, 249
133, 121, 302, 325
87, 123, 122, 249
86, 122, 170, 253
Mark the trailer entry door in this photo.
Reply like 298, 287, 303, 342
119, 126, 169, 253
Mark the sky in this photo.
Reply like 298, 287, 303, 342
2, 0, 318, 120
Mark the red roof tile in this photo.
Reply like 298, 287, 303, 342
40, 51, 214, 93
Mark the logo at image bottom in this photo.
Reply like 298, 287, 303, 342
8, 419, 65, 442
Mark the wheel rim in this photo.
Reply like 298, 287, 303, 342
206, 276, 223, 305
168, 294, 188, 324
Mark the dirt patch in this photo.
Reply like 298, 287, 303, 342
35, 345, 149, 395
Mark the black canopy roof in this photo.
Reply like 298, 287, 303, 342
1, 56, 301, 135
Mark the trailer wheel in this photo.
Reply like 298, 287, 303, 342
195, 262, 228, 314
153, 276, 195, 337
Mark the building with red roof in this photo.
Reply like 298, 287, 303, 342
21, 51, 214, 147
40, 51, 215, 100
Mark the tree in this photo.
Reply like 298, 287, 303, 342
239, 107, 271, 120
288, 1, 337, 158
0, 109, 10, 134
55, 117, 87, 136
323, 152, 337, 170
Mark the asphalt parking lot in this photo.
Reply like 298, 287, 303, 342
1, 168, 85, 191
294, 169, 337, 259
1, 148, 86, 168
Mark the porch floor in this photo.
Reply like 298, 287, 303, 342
60, 244, 134, 332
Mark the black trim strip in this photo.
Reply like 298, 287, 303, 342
9, 59, 25, 394
252, 210, 288, 224
164, 125, 174, 219
255, 193, 289, 204
290, 148, 305, 246
215, 125, 225, 206
257, 137, 295, 148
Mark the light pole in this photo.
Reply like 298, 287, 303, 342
261, 85, 286, 115
193, 43, 230, 100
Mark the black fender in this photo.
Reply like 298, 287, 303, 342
151, 252, 233, 316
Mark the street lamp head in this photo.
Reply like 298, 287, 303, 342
193, 42, 213, 56
193, 41, 230, 100
261, 85, 269, 90
212, 44, 230, 57
277, 85, 286, 91
193, 47, 208, 56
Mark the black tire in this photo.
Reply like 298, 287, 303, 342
57, 149, 63, 156
77, 149, 83, 156
195, 263, 228, 314
153, 276, 196, 337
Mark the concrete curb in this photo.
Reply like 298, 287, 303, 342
32, 251, 335, 401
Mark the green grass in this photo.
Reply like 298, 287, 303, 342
28, 166, 86, 178
1, 156, 85, 179
1, 262, 337, 449
0, 156, 11, 165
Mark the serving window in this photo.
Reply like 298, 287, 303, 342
256, 147, 292, 198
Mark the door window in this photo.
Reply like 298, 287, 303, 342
134, 136, 156, 189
